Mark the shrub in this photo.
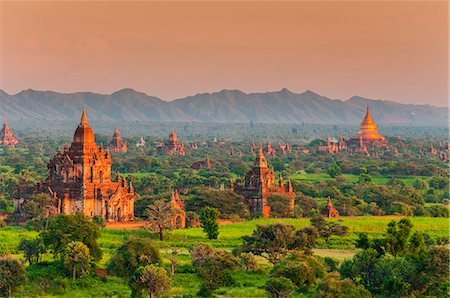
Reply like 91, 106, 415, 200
108, 238, 161, 278
0, 256, 26, 297
199, 207, 220, 240
265, 277, 297, 298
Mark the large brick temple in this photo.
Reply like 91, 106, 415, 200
0, 120, 19, 147
14, 108, 135, 222
233, 144, 295, 217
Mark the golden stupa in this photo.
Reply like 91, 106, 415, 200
348, 106, 387, 149
355, 106, 385, 141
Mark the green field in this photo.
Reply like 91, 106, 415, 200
289, 171, 429, 185
1, 216, 448, 297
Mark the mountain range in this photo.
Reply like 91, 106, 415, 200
0, 88, 447, 125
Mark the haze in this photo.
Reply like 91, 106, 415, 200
0, 1, 448, 106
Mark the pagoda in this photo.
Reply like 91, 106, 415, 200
108, 127, 127, 153
321, 197, 339, 218
0, 121, 19, 147
157, 128, 185, 156
233, 144, 295, 217
348, 106, 387, 150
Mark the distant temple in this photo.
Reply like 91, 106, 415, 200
0, 121, 18, 147
136, 136, 146, 147
170, 190, 186, 228
321, 197, 339, 218
233, 144, 295, 218
157, 128, 185, 156
192, 155, 211, 170
348, 106, 388, 150
14, 108, 135, 222
108, 127, 127, 153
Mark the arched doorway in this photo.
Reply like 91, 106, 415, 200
175, 215, 184, 229
117, 208, 122, 221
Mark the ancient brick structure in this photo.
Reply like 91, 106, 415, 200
157, 128, 185, 156
170, 190, 186, 228
14, 108, 135, 222
108, 127, 127, 153
234, 144, 294, 218
321, 197, 339, 218
191, 155, 211, 170
0, 121, 18, 147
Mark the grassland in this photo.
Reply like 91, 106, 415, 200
1, 216, 448, 297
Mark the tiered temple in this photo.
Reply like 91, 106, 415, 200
157, 128, 185, 155
14, 108, 135, 222
108, 127, 127, 153
0, 121, 19, 147
233, 144, 294, 217
321, 197, 339, 218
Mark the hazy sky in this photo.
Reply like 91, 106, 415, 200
1, 1, 448, 106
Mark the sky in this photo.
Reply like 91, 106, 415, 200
0, 1, 448, 106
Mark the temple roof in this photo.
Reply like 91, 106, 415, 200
254, 143, 268, 168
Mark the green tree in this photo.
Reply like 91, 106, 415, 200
385, 218, 413, 256
265, 277, 297, 298
271, 252, 326, 291
0, 256, 26, 298
240, 223, 316, 264
18, 238, 46, 264
40, 213, 102, 261
199, 207, 220, 240
129, 265, 171, 298
186, 188, 247, 218
189, 243, 239, 296
267, 194, 294, 218
327, 162, 342, 178
146, 200, 176, 241
108, 238, 161, 278
64, 241, 90, 281
315, 272, 371, 298
310, 215, 348, 245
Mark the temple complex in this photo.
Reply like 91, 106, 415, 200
157, 128, 185, 156
14, 108, 135, 222
0, 121, 19, 147
233, 144, 295, 217
348, 106, 388, 150
321, 197, 339, 218
108, 127, 127, 153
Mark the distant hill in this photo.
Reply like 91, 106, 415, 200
0, 88, 447, 125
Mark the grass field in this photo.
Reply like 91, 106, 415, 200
1, 216, 448, 297
289, 171, 429, 185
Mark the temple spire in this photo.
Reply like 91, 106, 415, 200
81, 107, 89, 125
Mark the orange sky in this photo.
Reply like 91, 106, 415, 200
0, 1, 448, 106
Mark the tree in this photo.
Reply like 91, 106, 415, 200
385, 218, 413, 256
146, 200, 176, 241
40, 213, 102, 261
295, 194, 318, 217
64, 241, 90, 281
189, 243, 239, 296
310, 215, 348, 245
0, 256, 26, 298
240, 224, 297, 264
267, 194, 294, 218
185, 188, 247, 218
18, 238, 46, 264
271, 252, 326, 291
315, 272, 371, 298
129, 265, 171, 298
239, 252, 259, 272
199, 207, 220, 240
266, 277, 297, 298
108, 238, 161, 278
327, 162, 342, 178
